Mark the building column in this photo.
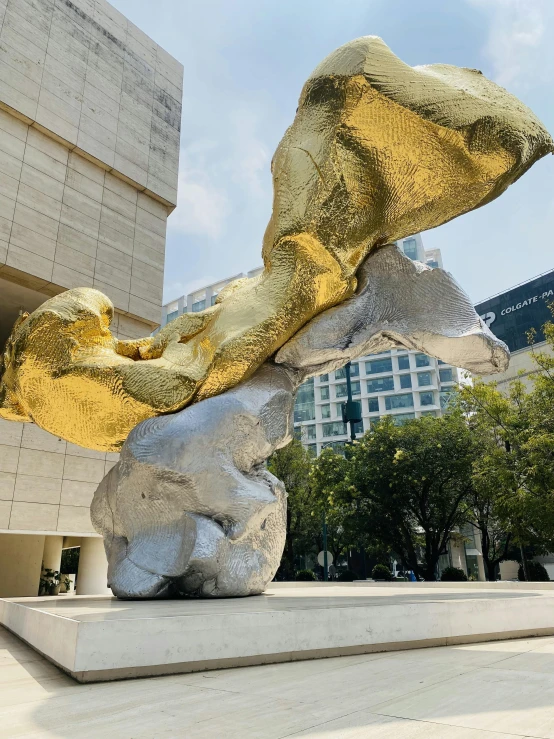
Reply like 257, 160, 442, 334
473, 529, 487, 581
76, 537, 111, 596
0, 534, 45, 597
42, 535, 63, 573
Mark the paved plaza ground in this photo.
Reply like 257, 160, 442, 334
2, 624, 554, 738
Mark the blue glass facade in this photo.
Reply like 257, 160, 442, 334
476, 270, 554, 352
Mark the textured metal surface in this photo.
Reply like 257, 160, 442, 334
91, 363, 294, 598
92, 244, 508, 599
276, 244, 510, 377
0, 36, 551, 450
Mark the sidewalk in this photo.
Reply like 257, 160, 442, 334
2, 624, 554, 737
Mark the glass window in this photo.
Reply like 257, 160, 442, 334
440, 389, 455, 410
335, 381, 360, 398
166, 310, 178, 323
294, 424, 316, 441
399, 374, 412, 389
438, 360, 446, 365
367, 376, 394, 394
335, 363, 359, 380
415, 353, 431, 367
319, 374, 329, 383
367, 397, 379, 413
321, 440, 346, 455
385, 393, 414, 411
369, 416, 380, 429
192, 299, 206, 312
417, 371, 432, 387
335, 403, 343, 418
306, 444, 317, 458
419, 391, 435, 406
397, 355, 410, 370
322, 421, 347, 438
393, 412, 416, 425
320, 386, 330, 401
294, 379, 315, 422
353, 420, 364, 435
321, 404, 331, 419
439, 367, 454, 383
365, 357, 393, 374
210, 294, 218, 306
402, 237, 418, 260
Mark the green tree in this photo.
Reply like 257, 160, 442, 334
458, 307, 554, 578
308, 448, 359, 570
268, 439, 318, 578
466, 470, 512, 581
459, 380, 529, 578
327, 414, 476, 581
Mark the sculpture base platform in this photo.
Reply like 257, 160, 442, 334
2, 583, 554, 683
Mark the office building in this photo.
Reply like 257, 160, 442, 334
476, 269, 554, 390
0, 0, 183, 596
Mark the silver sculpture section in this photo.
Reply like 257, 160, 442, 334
91, 246, 509, 598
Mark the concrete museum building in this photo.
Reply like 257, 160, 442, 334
0, 0, 183, 596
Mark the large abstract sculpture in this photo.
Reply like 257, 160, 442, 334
92, 247, 509, 598
0, 37, 552, 597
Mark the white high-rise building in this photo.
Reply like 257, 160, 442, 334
160, 235, 459, 457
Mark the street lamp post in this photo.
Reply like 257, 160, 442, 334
342, 361, 362, 442
341, 361, 367, 579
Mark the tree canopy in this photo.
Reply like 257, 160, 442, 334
274, 309, 554, 582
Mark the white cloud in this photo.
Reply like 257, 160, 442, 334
168, 140, 231, 240
469, 0, 553, 89
167, 110, 271, 240
228, 107, 270, 198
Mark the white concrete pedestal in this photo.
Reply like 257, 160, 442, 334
2, 582, 554, 683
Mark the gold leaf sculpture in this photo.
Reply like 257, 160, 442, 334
1, 36, 552, 451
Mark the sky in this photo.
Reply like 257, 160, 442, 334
111, 0, 554, 306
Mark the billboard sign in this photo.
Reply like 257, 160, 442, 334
475, 270, 554, 353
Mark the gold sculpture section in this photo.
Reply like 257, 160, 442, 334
1, 36, 552, 450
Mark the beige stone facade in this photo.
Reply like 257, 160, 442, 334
0, 115, 170, 326
0, 0, 181, 206
0, 417, 118, 535
481, 342, 553, 392
0, 0, 183, 328
0, 0, 182, 593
